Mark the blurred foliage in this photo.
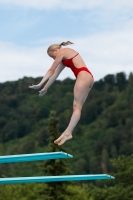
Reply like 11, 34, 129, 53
0, 72, 133, 177
87, 155, 133, 200
37, 111, 90, 200
0, 110, 91, 200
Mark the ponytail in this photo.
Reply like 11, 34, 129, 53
60, 41, 73, 46
47, 41, 73, 53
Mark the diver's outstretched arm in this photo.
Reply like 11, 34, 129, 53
39, 64, 65, 96
28, 70, 54, 89
29, 51, 64, 90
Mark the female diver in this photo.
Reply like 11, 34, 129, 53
29, 41, 94, 146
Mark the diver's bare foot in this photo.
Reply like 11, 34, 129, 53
54, 132, 73, 146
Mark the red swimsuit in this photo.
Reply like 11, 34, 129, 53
62, 53, 93, 78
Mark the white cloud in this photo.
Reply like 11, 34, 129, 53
0, 41, 74, 83
0, 20, 133, 83
0, 0, 133, 10
74, 22, 133, 80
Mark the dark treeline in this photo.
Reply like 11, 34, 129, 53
0, 110, 133, 200
0, 71, 133, 177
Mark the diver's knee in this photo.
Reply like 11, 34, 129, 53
73, 102, 82, 111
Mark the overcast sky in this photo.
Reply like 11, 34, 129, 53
0, 0, 133, 83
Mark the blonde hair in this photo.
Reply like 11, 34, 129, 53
47, 41, 73, 53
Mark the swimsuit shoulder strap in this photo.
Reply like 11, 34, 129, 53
62, 53, 79, 61
71, 53, 79, 59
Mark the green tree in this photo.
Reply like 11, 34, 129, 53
38, 111, 73, 200
0, 183, 42, 200
116, 72, 127, 91
104, 74, 115, 86
88, 155, 133, 200
38, 111, 89, 200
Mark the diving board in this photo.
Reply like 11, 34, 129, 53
0, 152, 73, 164
0, 174, 115, 184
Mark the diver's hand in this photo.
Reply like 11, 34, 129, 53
28, 84, 41, 89
39, 88, 47, 97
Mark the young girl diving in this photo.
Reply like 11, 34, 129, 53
29, 41, 94, 146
